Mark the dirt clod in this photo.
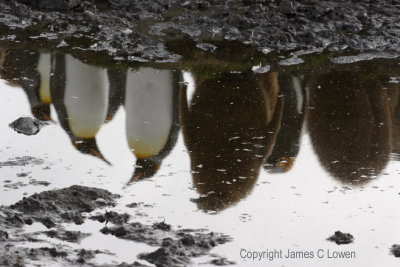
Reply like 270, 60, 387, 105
327, 231, 354, 245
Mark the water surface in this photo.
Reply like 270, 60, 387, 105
1, 43, 400, 266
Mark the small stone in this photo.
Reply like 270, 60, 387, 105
391, 244, 400, 257
9, 117, 46, 136
95, 198, 107, 206
327, 231, 354, 245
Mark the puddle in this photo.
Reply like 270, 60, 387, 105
1, 40, 400, 267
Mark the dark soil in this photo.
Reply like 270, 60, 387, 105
327, 231, 354, 245
0, 156, 44, 167
391, 244, 400, 257
0, 0, 399, 62
0, 185, 232, 266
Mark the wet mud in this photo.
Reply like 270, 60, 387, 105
1, 3, 400, 264
327, 231, 354, 245
0, 156, 44, 167
391, 244, 400, 257
0, 0, 399, 61
101, 221, 232, 267
0, 186, 232, 266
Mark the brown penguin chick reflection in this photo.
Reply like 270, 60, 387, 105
307, 70, 393, 185
180, 71, 283, 212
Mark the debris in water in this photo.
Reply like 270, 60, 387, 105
391, 244, 400, 257
327, 231, 354, 245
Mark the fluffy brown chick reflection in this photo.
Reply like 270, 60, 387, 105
180, 71, 283, 212
307, 70, 393, 185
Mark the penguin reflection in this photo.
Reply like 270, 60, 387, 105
0, 49, 5, 70
264, 73, 306, 173
307, 70, 393, 184
180, 71, 283, 211
390, 83, 400, 159
1, 50, 52, 120
50, 53, 110, 163
106, 68, 126, 122
125, 68, 180, 182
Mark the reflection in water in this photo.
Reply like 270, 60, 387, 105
51, 53, 110, 164
264, 73, 306, 173
389, 81, 400, 159
1, 50, 52, 120
125, 68, 180, 182
307, 70, 395, 184
0, 49, 5, 72
107, 68, 126, 122
180, 71, 283, 211
2, 46, 400, 211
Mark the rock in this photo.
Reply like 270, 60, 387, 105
9, 117, 47, 135
101, 218, 232, 266
90, 211, 130, 224
391, 244, 400, 257
327, 231, 354, 245
196, 43, 218, 53
95, 198, 107, 206
0, 230, 8, 241
208, 257, 236, 265
278, 0, 294, 15
0, 156, 44, 167
44, 230, 91, 243
153, 221, 171, 231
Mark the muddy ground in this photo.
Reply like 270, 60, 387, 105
0, 0, 399, 61
1, 1, 400, 266
0, 185, 232, 266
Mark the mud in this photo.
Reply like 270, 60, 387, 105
391, 244, 400, 257
7, 185, 119, 227
0, 0, 399, 62
3, 179, 50, 190
327, 231, 354, 245
101, 220, 232, 266
9, 116, 48, 135
0, 186, 232, 266
43, 229, 91, 243
0, 156, 44, 167
90, 210, 130, 225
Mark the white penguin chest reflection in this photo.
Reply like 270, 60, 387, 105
37, 53, 52, 104
125, 68, 173, 158
64, 55, 109, 138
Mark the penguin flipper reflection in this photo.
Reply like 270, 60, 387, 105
264, 96, 284, 159
179, 80, 191, 137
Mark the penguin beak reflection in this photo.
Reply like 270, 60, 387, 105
128, 160, 160, 184
265, 157, 295, 173
276, 157, 295, 172
71, 139, 111, 165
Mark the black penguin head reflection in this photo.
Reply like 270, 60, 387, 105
71, 138, 111, 165
307, 70, 393, 185
129, 158, 161, 183
180, 71, 283, 212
